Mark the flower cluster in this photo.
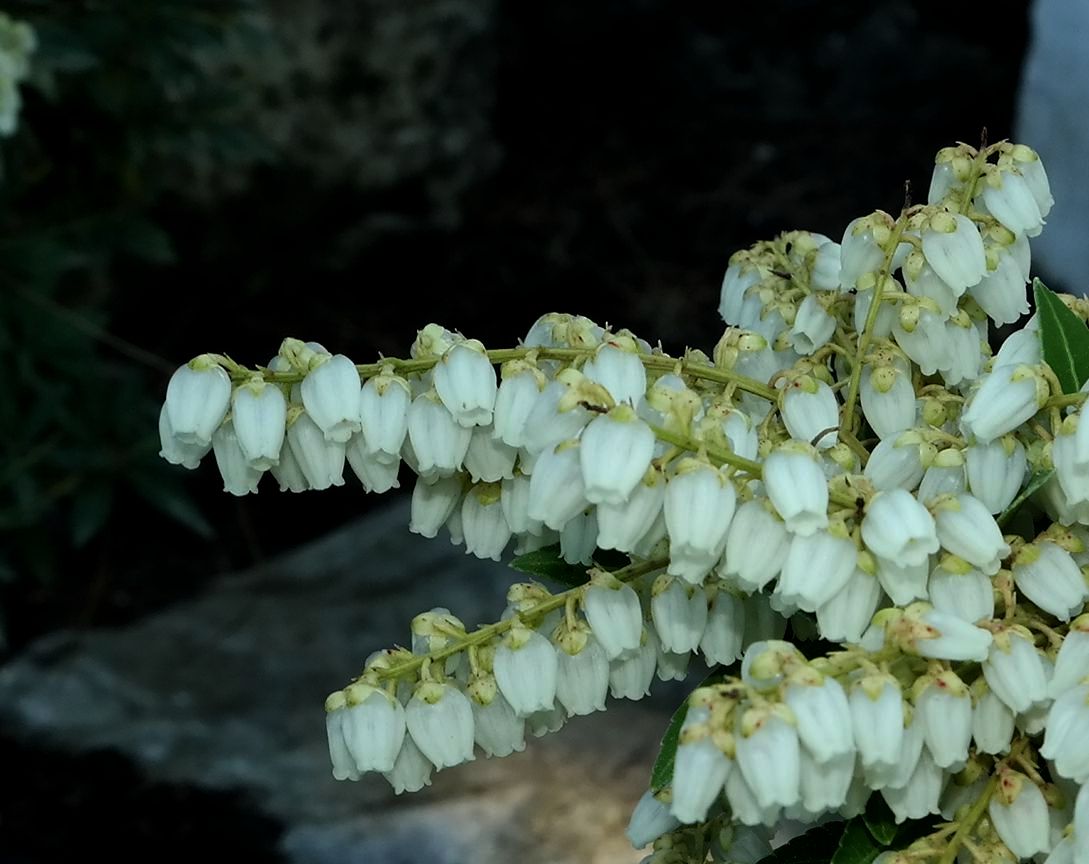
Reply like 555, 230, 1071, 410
160, 139, 1089, 864
0, 13, 35, 137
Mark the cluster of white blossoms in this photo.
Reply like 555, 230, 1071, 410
160, 139, 1089, 864
0, 13, 35, 137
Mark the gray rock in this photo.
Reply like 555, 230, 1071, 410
0, 499, 675, 864
1017, 0, 1089, 294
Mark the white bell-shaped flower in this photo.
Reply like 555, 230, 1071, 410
1050, 619, 1089, 697
861, 364, 916, 440
724, 763, 778, 827
409, 475, 463, 539
492, 363, 544, 448
664, 459, 738, 584
527, 439, 588, 531
933, 493, 1010, 575
596, 467, 665, 553
324, 692, 360, 781
968, 245, 1031, 325
875, 554, 929, 607
521, 378, 592, 455
798, 748, 854, 816
407, 391, 472, 477
582, 342, 647, 406
880, 750, 944, 824
971, 680, 1015, 755
270, 434, 309, 492
966, 436, 1026, 514
300, 354, 362, 443
554, 630, 610, 716
346, 438, 400, 493
494, 625, 559, 716
988, 770, 1052, 859
165, 355, 232, 447
231, 380, 287, 470
892, 299, 951, 376
763, 443, 829, 536
735, 704, 801, 809
783, 671, 854, 764
719, 258, 765, 324
862, 489, 939, 566
1040, 683, 1089, 782
839, 215, 888, 290
358, 372, 411, 463
651, 575, 709, 654
789, 294, 836, 355
777, 527, 857, 612
608, 627, 657, 700
158, 404, 212, 469
849, 674, 904, 773
921, 211, 986, 293
671, 707, 733, 824
559, 507, 596, 565
960, 363, 1047, 444
864, 432, 927, 492
499, 473, 539, 535
580, 406, 655, 505
405, 681, 476, 770
626, 790, 681, 850
917, 449, 966, 504
382, 732, 434, 794
1013, 542, 1088, 621
915, 670, 972, 769
340, 682, 407, 773
211, 419, 263, 496
463, 426, 517, 483
982, 168, 1045, 237
432, 341, 497, 427
872, 710, 924, 792
816, 564, 883, 643
928, 555, 994, 623
461, 485, 511, 561
470, 686, 526, 758
904, 250, 960, 314
582, 572, 644, 659
909, 604, 993, 662
719, 499, 790, 592
779, 375, 839, 449
287, 410, 346, 489
983, 627, 1050, 714
699, 587, 745, 666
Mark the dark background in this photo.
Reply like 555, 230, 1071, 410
0, 0, 1035, 858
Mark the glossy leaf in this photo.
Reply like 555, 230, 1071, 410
1035, 278, 1089, 394
862, 795, 898, 845
998, 467, 1054, 527
831, 818, 883, 864
756, 822, 847, 864
509, 545, 590, 587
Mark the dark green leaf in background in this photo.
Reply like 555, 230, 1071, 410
1034, 278, 1089, 394
998, 467, 1054, 528
831, 818, 883, 864
509, 545, 591, 587
650, 695, 689, 793
756, 821, 848, 864
861, 795, 897, 846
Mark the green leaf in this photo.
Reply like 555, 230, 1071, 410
756, 822, 847, 864
831, 818, 883, 864
127, 473, 214, 539
998, 467, 1055, 527
650, 696, 688, 793
70, 483, 114, 548
1034, 278, 1089, 394
862, 795, 898, 845
510, 546, 591, 587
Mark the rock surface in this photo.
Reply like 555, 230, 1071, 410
1017, 0, 1089, 294
0, 499, 677, 864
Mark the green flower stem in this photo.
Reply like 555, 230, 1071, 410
224, 346, 778, 402
370, 556, 668, 683
840, 215, 910, 436
648, 424, 861, 509
1046, 392, 1086, 411
938, 773, 999, 864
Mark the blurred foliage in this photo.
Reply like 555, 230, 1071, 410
0, 0, 280, 645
